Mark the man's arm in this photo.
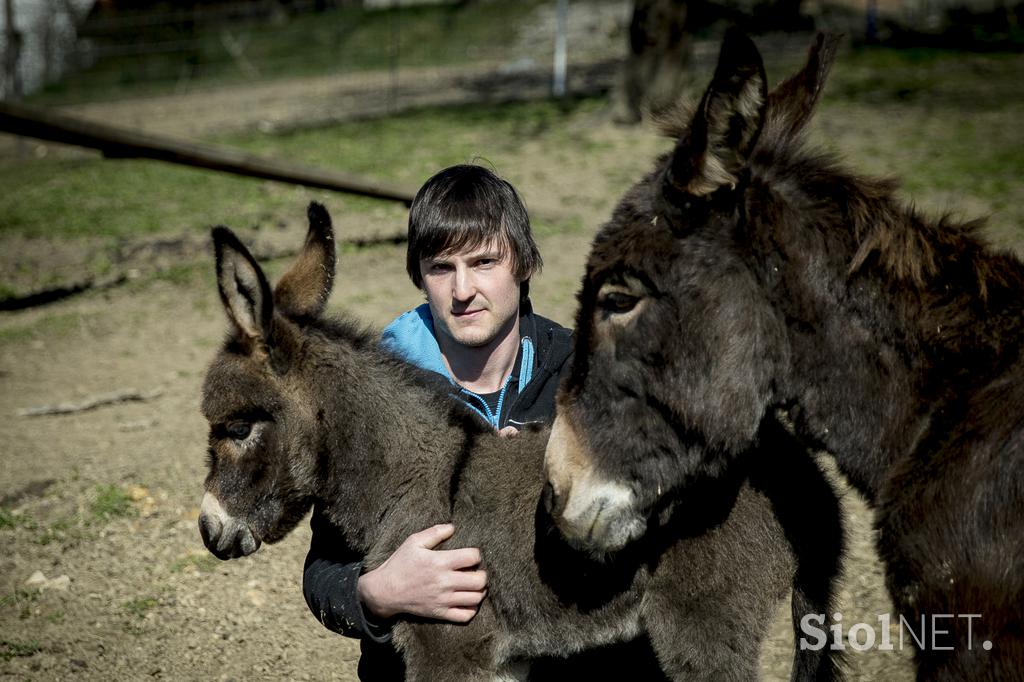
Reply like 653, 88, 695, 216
303, 509, 488, 640
303, 508, 392, 642
358, 523, 488, 623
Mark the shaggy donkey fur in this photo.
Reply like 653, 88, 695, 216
544, 29, 1024, 680
198, 203, 843, 681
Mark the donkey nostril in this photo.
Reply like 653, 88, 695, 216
542, 480, 566, 519
239, 529, 260, 556
198, 514, 222, 549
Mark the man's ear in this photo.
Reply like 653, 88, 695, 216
273, 202, 337, 319
663, 29, 767, 198
212, 226, 274, 354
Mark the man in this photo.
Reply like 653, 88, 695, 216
302, 165, 666, 679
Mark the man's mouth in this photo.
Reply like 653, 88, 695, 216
453, 309, 485, 318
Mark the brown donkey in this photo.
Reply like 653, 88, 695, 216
198, 203, 844, 681
543, 30, 1024, 680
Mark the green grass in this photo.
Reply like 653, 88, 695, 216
0, 509, 17, 529
90, 484, 136, 522
0, 639, 42, 661
0, 589, 39, 609
123, 596, 160, 619
168, 553, 220, 574
0, 157, 302, 240
829, 46, 1024, 110
0, 96, 601, 243
32, 1, 549, 105
0, 313, 90, 345
0, 590, 40, 621
34, 517, 78, 546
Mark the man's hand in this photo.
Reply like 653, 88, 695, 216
498, 426, 519, 438
357, 524, 487, 623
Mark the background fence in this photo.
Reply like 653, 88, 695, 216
4, 0, 1018, 110
4, 0, 633, 110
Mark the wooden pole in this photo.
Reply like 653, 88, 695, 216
0, 100, 416, 205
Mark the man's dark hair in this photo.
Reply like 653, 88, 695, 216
406, 165, 542, 298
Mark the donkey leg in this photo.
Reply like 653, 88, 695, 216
644, 602, 762, 681
643, 490, 791, 681
748, 420, 846, 682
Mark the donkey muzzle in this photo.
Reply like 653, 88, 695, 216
543, 415, 647, 554
199, 492, 261, 560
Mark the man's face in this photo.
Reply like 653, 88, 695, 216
420, 240, 522, 349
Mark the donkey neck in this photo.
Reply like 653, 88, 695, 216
307, 323, 489, 553
757, 169, 1024, 501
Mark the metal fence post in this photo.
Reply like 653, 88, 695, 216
552, 0, 568, 97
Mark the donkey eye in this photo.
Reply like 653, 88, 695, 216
599, 292, 640, 314
226, 421, 252, 440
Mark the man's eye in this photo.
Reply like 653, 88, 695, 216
598, 292, 640, 314
226, 421, 252, 440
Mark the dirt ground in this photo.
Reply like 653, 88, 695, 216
7, 40, 1021, 681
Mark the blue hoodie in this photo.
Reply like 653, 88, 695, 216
380, 303, 534, 429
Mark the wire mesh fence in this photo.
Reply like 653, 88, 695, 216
11, 0, 632, 114
3, 0, 1018, 122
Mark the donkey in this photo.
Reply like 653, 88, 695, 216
543, 29, 1024, 680
198, 203, 845, 681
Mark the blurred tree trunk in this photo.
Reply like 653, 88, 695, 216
612, 0, 807, 124
612, 0, 698, 124
3, 0, 23, 100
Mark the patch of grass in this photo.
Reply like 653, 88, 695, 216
533, 216, 584, 237
0, 312, 83, 345
0, 157, 301, 240
0, 589, 39, 609
123, 596, 160, 619
34, 517, 78, 546
829, 47, 1024, 111
90, 484, 136, 522
0, 95, 602, 244
0, 508, 17, 529
0, 639, 42, 661
0, 590, 40, 620
153, 262, 205, 286
169, 553, 220, 574
225, 96, 602, 185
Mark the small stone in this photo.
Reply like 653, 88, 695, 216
26, 570, 47, 587
246, 590, 266, 608
45, 574, 71, 591
128, 486, 149, 501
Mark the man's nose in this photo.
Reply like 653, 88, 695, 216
453, 266, 476, 301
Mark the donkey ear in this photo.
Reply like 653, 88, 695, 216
665, 29, 767, 198
764, 32, 841, 140
273, 202, 336, 319
212, 226, 274, 349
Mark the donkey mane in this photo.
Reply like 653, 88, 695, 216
765, 106, 1024, 301
654, 68, 1022, 307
